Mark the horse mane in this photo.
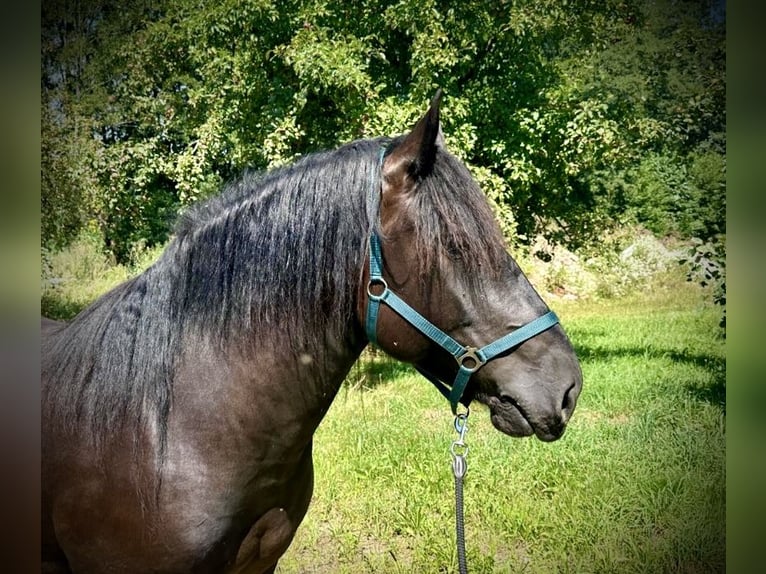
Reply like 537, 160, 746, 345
41, 135, 507, 459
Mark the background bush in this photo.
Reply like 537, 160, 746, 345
41, 0, 725, 328
42, 0, 725, 257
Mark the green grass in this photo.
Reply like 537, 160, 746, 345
277, 284, 725, 573
41, 238, 725, 572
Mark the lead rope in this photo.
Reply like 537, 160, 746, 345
451, 410, 470, 574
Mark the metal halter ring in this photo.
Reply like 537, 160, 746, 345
456, 347, 484, 373
366, 277, 388, 301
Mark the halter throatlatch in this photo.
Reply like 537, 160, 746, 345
365, 147, 560, 414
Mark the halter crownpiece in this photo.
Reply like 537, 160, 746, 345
365, 146, 559, 414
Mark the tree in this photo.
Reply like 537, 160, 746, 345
42, 0, 725, 261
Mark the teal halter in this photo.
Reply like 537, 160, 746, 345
365, 147, 559, 414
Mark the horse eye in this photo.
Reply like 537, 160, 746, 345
446, 245, 462, 260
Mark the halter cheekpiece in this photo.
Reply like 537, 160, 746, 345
365, 146, 559, 413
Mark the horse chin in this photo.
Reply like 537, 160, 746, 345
480, 394, 535, 438
479, 394, 562, 442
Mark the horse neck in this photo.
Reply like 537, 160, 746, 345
165, 147, 377, 445
170, 319, 367, 457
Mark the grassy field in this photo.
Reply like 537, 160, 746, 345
41, 240, 725, 572
277, 285, 725, 573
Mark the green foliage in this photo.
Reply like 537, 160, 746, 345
679, 236, 726, 332
40, 227, 164, 320
41, 0, 725, 263
618, 150, 726, 241
41, 106, 97, 250
622, 153, 692, 236
97, 141, 181, 263
686, 149, 727, 238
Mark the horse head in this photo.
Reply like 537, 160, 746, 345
359, 91, 582, 442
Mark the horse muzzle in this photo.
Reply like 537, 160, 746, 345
480, 373, 581, 442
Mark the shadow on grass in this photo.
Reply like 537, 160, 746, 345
345, 350, 416, 390
574, 342, 726, 412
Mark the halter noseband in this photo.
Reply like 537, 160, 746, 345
365, 147, 559, 414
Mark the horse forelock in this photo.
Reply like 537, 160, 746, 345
407, 147, 508, 286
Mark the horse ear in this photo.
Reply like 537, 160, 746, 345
383, 89, 444, 192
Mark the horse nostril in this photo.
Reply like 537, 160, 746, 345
561, 382, 577, 421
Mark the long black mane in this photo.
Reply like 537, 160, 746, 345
42, 135, 507, 456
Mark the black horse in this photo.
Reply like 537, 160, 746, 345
42, 91, 582, 573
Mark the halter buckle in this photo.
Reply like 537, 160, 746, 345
456, 347, 484, 373
366, 277, 388, 301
